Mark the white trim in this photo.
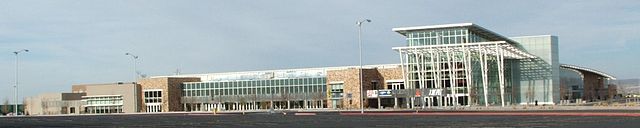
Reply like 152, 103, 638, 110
385, 79, 404, 83
153, 64, 401, 79
145, 103, 162, 106
329, 81, 344, 84
82, 95, 122, 98
509, 35, 554, 39
392, 23, 473, 32
393, 41, 537, 59
82, 104, 123, 107
560, 64, 616, 80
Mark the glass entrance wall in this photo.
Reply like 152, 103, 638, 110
404, 27, 517, 106
394, 23, 535, 107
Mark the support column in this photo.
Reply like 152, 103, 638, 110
377, 97, 381, 109
446, 46, 456, 107
480, 48, 489, 107
463, 46, 473, 106
394, 97, 398, 109
303, 100, 307, 109
415, 51, 423, 89
496, 43, 506, 107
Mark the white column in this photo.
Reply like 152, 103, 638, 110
496, 44, 506, 107
399, 51, 407, 88
446, 46, 456, 106
480, 47, 489, 107
463, 46, 472, 106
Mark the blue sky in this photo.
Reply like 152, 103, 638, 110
1, 0, 638, 102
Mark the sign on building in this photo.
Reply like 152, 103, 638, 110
378, 90, 392, 97
428, 89, 443, 96
367, 90, 378, 98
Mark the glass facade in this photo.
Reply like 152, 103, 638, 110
180, 69, 329, 111
560, 68, 584, 100
82, 95, 124, 114
405, 28, 490, 46
401, 27, 517, 106
182, 77, 326, 97
510, 35, 560, 105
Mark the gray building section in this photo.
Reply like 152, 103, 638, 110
74, 83, 141, 114
510, 35, 560, 105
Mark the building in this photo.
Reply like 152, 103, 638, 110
166, 64, 401, 111
391, 23, 615, 107
25, 23, 619, 114
72, 82, 140, 114
137, 77, 200, 112
24, 93, 84, 115
0, 104, 24, 115
560, 64, 617, 102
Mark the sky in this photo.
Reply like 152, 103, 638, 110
0, 0, 638, 103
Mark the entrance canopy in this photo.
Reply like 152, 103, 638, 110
392, 41, 537, 59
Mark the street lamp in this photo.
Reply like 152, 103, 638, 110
125, 53, 139, 82
357, 19, 371, 114
13, 49, 28, 115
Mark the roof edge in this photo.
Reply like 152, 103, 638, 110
560, 64, 616, 80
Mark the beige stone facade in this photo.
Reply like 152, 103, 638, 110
138, 77, 200, 112
25, 93, 85, 115
326, 66, 402, 109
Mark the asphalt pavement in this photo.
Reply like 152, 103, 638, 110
2, 111, 640, 127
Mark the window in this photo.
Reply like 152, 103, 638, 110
372, 81, 379, 90
144, 90, 162, 103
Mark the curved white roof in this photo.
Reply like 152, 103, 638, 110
560, 64, 616, 80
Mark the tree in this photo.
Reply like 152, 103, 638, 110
312, 92, 325, 108
468, 85, 477, 105
279, 88, 292, 109
2, 99, 9, 114
23, 98, 29, 115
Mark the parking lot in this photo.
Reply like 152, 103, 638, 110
2, 111, 640, 127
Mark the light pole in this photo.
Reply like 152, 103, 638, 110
13, 49, 28, 115
357, 19, 371, 114
125, 53, 139, 81
125, 52, 140, 112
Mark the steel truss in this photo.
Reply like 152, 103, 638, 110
394, 41, 536, 107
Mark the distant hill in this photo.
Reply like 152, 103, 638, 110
612, 78, 640, 94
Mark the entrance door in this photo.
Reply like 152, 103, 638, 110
332, 99, 342, 109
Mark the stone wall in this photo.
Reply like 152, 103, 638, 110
138, 77, 200, 112
326, 67, 402, 109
